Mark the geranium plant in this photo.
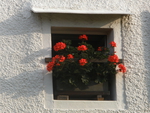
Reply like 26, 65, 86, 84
47, 35, 126, 89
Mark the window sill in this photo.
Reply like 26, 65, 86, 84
53, 100, 118, 109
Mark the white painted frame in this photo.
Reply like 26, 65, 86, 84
41, 14, 125, 110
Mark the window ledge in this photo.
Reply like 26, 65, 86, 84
31, 7, 131, 15
53, 100, 118, 109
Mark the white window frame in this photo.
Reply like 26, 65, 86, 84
41, 15, 125, 110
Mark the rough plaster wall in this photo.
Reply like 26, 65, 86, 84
0, 0, 48, 113
121, 0, 150, 112
32, 0, 128, 12
0, 0, 150, 113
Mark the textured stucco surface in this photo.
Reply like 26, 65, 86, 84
0, 0, 150, 113
32, 0, 129, 12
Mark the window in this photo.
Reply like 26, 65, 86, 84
42, 15, 125, 109
51, 27, 116, 101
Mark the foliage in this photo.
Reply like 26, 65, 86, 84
47, 35, 126, 89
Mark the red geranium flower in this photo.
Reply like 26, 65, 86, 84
56, 63, 61, 66
53, 42, 66, 51
79, 58, 87, 66
97, 47, 102, 51
110, 41, 116, 47
67, 54, 74, 59
51, 55, 58, 62
47, 61, 55, 71
59, 55, 65, 62
79, 34, 88, 40
54, 55, 60, 59
78, 45, 88, 51
118, 64, 126, 73
108, 54, 119, 63
53, 55, 65, 62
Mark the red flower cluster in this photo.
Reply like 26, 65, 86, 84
67, 54, 74, 59
56, 63, 60, 66
53, 42, 66, 51
108, 54, 119, 63
97, 47, 102, 51
97, 47, 107, 51
47, 55, 65, 71
110, 41, 116, 47
79, 34, 88, 40
59, 56, 65, 62
52, 55, 59, 61
118, 64, 126, 73
47, 61, 55, 71
53, 55, 65, 62
78, 45, 88, 51
79, 58, 87, 66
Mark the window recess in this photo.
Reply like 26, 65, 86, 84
45, 27, 118, 101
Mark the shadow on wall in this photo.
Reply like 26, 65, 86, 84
141, 11, 150, 108
0, 2, 41, 36
0, 70, 43, 98
0, 47, 52, 98
0, 49, 53, 99
0, 2, 52, 99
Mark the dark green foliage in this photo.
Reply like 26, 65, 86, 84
52, 39, 116, 89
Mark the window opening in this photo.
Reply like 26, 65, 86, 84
51, 32, 116, 101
